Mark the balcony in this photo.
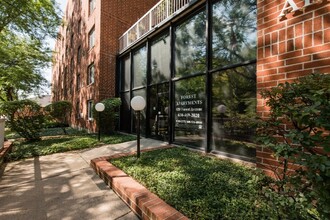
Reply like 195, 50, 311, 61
119, 0, 194, 53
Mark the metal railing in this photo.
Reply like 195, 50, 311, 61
119, 0, 192, 52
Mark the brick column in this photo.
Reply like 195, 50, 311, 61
256, 0, 330, 172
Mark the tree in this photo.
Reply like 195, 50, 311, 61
0, 0, 61, 101
45, 101, 72, 134
257, 73, 330, 219
0, 30, 51, 101
0, 0, 61, 40
0, 100, 45, 141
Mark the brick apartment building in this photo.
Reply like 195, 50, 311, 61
52, 0, 329, 168
52, 0, 158, 131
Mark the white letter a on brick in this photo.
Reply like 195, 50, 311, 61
279, 0, 299, 17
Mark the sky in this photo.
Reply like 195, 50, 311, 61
42, 0, 66, 94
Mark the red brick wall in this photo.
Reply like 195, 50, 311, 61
256, 0, 330, 173
52, 0, 159, 132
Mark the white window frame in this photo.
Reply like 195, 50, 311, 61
87, 63, 95, 85
88, 26, 95, 49
89, 0, 96, 15
76, 74, 81, 90
87, 100, 93, 120
76, 101, 81, 119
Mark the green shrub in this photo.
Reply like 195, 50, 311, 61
45, 100, 72, 134
258, 73, 330, 219
92, 98, 121, 134
111, 147, 271, 219
0, 99, 45, 141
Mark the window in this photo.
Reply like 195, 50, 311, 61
70, 58, 74, 74
175, 11, 206, 77
66, 46, 69, 57
76, 101, 81, 119
212, 0, 256, 68
77, 46, 82, 64
89, 0, 96, 15
71, 34, 74, 47
174, 76, 206, 148
87, 63, 95, 85
88, 27, 95, 49
87, 100, 93, 120
133, 46, 147, 88
211, 65, 257, 159
121, 55, 130, 91
78, 19, 82, 33
76, 74, 81, 90
151, 33, 170, 84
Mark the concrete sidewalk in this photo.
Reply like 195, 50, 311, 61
0, 138, 168, 220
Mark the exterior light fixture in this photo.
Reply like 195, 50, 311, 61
130, 96, 146, 158
95, 102, 105, 141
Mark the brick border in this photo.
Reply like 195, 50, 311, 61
0, 141, 13, 166
90, 145, 189, 220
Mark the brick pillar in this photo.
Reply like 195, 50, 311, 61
256, 0, 330, 172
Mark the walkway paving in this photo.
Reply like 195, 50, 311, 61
0, 138, 168, 220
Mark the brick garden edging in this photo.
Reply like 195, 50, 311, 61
90, 145, 189, 220
0, 141, 13, 166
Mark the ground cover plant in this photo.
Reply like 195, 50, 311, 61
111, 147, 273, 219
7, 127, 135, 161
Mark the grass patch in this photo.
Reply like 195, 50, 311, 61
111, 147, 271, 220
7, 128, 136, 161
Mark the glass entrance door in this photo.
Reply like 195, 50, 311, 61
149, 83, 169, 141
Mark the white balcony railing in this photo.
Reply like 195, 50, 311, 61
119, 0, 193, 53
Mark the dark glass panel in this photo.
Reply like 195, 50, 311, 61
148, 83, 169, 140
120, 92, 131, 133
132, 89, 147, 135
133, 46, 147, 88
121, 56, 131, 91
174, 76, 206, 148
212, 0, 257, 68
212, 64, 256, 160
151, 34, 171, 84
175, 11, 206, 77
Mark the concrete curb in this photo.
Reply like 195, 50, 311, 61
90, 145, 189, 220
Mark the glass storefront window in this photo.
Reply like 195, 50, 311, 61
133, 46, 147, 88
118, 1, 257, 162
151, 34, 171, 84
132, 89, 147, 135
212, 0, 257, 68
175, 11, 206, 77
120, 92, 131, 133
121, 55, 130, 91
174, 76, 206, 148
212, 65, 256, 160
149, 83, 169, 141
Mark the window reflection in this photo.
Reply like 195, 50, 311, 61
212, 0, 257, 68
149, 83, 169, 141
121, 55, 130, 91
175, 11, 206, 77
133, 46, 147, 88
174, 76, 206, 148
151, 34, 171, 84
120, 92, 131, 133
212, 65, 256, 160
132, 89, 146, 135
